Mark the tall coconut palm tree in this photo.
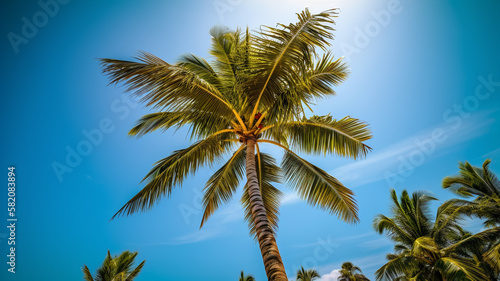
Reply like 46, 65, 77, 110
100, 9, 372, 281
239, 271, 255, 281
83, 250, 145, 281
443, 159, 500, 277
373, 189, 500, 281
296, 266, 320, 281
338, 262, 370, 281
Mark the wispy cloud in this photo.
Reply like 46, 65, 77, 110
282, 192, 300, 206
170, 228, 223, 245
359, 237, 393, 250
330, 112, 494, 188
483, 148, 500, 158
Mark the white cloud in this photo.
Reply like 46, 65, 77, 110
319, 269, 341, 281
282, 192, 300, 205
170, 228, 223, 245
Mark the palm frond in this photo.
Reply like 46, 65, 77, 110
200, 146, 246, 228
112, 132, 234, 218
124, 260, 145, 281
83, 265, 94, 281
304, 51, 348, 97
249, 8, 339, 118
278, 115, 372, 159
434, 257, 488, 281
128, 110, 232, 139
281, 149, 358, 223
100, 52, 237, 127
375, 252, 417, 281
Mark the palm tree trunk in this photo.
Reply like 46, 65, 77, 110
245, 138, 288, 281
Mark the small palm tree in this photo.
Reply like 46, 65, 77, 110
82, 250, 145, 281
296, 266, 320, 281
239, 271, 255, 281
101, 8, 372, 281
373, 189, 500, 280
338, 262, 369, 281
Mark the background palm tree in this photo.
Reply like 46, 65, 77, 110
296, 266, 320, 281
442, 159, 500, 227
443, 159, 500, 277
83, 250, 145, 281
239, 271, 255, 281
338, 262, 370, 281
101, 8, 371, 281
373, 189, 499, 281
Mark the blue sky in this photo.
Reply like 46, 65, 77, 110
1, 0, 499, 280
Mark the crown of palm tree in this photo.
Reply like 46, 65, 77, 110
296, 266, 320, 281
239, 271, 255, 281
83, 250, 145, 281
338, 262, 370, 281
100, 8, 372, 281
443, 159, 500, 228
373, 189, 500, 281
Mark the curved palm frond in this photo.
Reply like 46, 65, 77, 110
249, 8, 339, 120
277, 115, 372, 159
83, 265, 94, 281
128, 110, 233, 139
434, 257, 488, 281
112, 132, 235, 218
100, 52, 240, 127
280, 147, 358, 223
375, 252, 417, 281
200, 146, 246, 228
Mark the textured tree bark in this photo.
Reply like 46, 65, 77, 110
245, 138, 288, 281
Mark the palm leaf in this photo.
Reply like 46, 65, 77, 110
249, 8, 339, 118
82, 265, 94, 281
200, 146, 246, 228
434, 257, 488, 281
100, 52, 237, 127
281, 149, 358, 223
112, 132, 234, 218
280, 115, 371, 159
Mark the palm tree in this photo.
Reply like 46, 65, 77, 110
83, 250, 145, 281
442, 159, 500, 227
373, 189, 500, 280
338, 262, 370, 281
442, 159, 500, 277
239, 271, 255, 281
100, 9, 372, 281
296, 266, 320, 281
